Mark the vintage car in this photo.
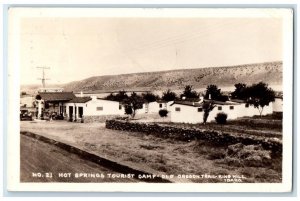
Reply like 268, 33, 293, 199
20, 109, 33, 121
50, 112, 64, 120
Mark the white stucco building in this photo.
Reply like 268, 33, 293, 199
272, 97, 283, 112
35, 92, 125, 122
135, 100, 173, 115
145, 100, 173, 113
170, 99, 274, 124
64, 96, 125, 122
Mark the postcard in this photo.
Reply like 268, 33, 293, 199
7, 7, 293, 192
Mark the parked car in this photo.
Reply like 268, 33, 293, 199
20, 109, 32, 121
50, 112, 64, 120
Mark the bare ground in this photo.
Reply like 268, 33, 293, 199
20, 120, 282, 183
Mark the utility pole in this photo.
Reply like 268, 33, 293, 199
37, 67, 50, 88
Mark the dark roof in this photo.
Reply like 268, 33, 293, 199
181, 98, 201, 102
209, 100, 240, 105
38, 92, 76, 102
68, 97, 92, 103
171, 99, 240, 107
156, 100, 168, 103
171, 101, 203, 107
202, 99, 240, 105
230, 99, 246, 103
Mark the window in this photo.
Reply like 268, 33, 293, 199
218, 106, 222, 110
119, 105, 122, 110
198, 108, 203, 112
159, 103, 163, 108
245, 103, 249, 108
175, 107, 181, 112
230, 106, 234, 110
96, 106, 103, 111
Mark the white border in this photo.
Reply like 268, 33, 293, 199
6, 7, 294, 192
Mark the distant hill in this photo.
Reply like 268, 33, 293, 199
21, 61, 282, 94
62, 61, 282, 93
20, 84, 62, 95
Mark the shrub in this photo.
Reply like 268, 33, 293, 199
125, 105, 133, 115
215, 112, 228, 124
159, 109, 168, 117
223, 143, 272, 167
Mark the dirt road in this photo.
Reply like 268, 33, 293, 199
20, 134, 137, 182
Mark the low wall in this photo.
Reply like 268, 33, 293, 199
230, 118, 282, 130
106, 120, 282, 155
83, 115, 125, 123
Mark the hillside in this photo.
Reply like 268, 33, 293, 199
62, 61, 282, 93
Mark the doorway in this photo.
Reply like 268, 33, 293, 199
69, 106, 73, 121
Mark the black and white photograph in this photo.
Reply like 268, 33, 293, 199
7, 7, 293, 192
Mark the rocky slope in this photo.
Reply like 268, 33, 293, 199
62, 61, 282, 93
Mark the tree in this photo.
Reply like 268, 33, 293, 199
162, 89, 177, 102
35, 94, 42, 100
204, 85, 228, 102
124, 105, 133, 116
142, 92, 158, 103
180, 85, 199, 99
246, 82, 275, 116
202, 100, 216, 124
105, 93, 116, 101
105, 90, 128, 102
124, 92, 144, 118
231, 83, 248, 100
115, 90, 129, 102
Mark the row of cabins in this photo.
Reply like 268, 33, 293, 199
170, 99, 274, 124
23, 91, 283, 124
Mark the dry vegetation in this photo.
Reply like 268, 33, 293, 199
21, 120, 282, 183
61, 61, 282, 92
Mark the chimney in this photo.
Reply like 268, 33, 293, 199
209, 94, 211, 100
80, 91, 83, 97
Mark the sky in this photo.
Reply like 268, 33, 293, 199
19, 16, 282, 85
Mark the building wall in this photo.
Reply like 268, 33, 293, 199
273, 98, 283, 112
243, 103, 273, 117
170, 104, 242, 124
64, 98, 124, 121
85, 99, 124, 116
64, 102, 86, 120
137, 101, 173, 115
146, 102, 167, 113
47, 103, 60, 114
170, 102, 274, 124
170, 104, 203, 124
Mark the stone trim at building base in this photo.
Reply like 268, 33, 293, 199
82, 115, 126, 123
